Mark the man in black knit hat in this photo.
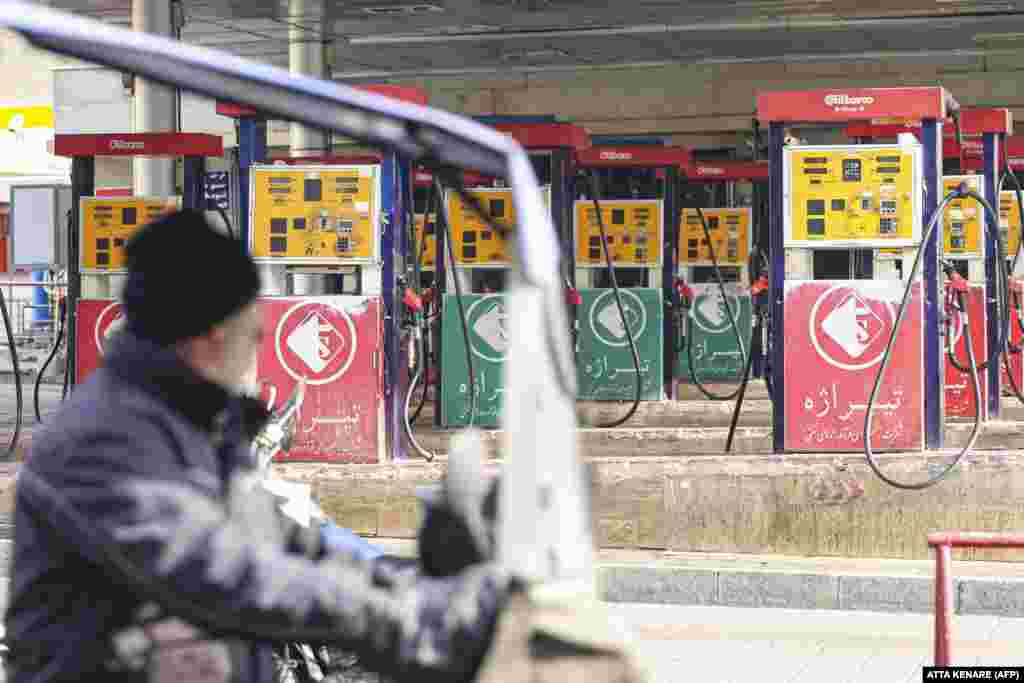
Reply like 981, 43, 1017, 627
4, 209, 507, 683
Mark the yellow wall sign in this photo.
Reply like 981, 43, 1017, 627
80, 196, 180, 272
573, 199, 663, 268
942, 175, 984, 259
1000, 190, 1023, 261
249, 165, 381, 264
413, 213, 437, 271
678, 207, 752, 267
445, 188, 514, 267
0, 106, 54, 130
784, 145, 922, 248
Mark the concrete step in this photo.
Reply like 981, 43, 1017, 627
3, 530, 1023, 618
259, 447, 1024, 562
410, 419, 1024, 458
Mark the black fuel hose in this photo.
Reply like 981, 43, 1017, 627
580, 170, 642, 429
435, 178, 477, 429
0, 284, 22, 460
864, 187, 995, 490
682, 207, 751, 402
402, 181, 437, 462
33, 297, 65, 423
407, 202, 432, 426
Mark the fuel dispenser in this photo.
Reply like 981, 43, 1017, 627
757, 87, 957, 455
431, 120, 589, 429
53, 133, 222, 387
677, 161, 769, 393
219, 85, 427, 464
571, 145, 685, 413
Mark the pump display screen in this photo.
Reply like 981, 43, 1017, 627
942, 175, 984, 259
678, 207, 752, 268
80, 196, 180, 272
574, 199, 663, 268
1000, 190, 1023, 261
784, 145, 922, 248
249, 165, 380, 264
445, 188, 515, 266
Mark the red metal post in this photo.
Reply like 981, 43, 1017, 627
934, 542, 953, 666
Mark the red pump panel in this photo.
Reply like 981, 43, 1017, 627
54, 133, 223, 158
758, 87, 954, 124
944, 286, 988, 420
960, 108, 1013, 136
75, 299, 124, 383
256, 296, 384, 464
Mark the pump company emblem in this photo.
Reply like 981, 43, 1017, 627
466, 295, 508, 362
274, 300, 357, 385
696, 166, 725, 176
600, 151, 633, 161
809, 285, 895, 371
690, 286, 742, 335
590, 289, 646, 348
93, 302, 125, 357
109, 139, 145, 151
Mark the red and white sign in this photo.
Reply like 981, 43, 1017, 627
944, 286, 988, 419
257, 296, 383, 464
75, 299, 124, 383
784, 281, 924, 452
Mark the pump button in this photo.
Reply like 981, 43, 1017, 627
807, 218, 825, 235
831, 199, 845, 211
807, 199, 826, 215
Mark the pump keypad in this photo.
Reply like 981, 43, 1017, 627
785, 145, 921, 247
445, 189, 514, 266
678, 207, 751, 267
80, 197, 179, 272
250, 165, 380, 263
942, 175, 984, 258
574, 199, 663, 268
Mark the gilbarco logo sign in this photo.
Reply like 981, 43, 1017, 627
825, 93, 875, 113
110, 139, 145, 151
600, 151, 633, 161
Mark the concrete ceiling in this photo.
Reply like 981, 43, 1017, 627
39, 0, 1024, 78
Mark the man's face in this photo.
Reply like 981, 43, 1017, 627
206, 302, 265, 394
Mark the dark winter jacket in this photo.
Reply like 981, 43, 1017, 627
4, 330, 505, 683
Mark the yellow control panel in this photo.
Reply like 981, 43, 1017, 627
445, 188, 514, 267
1000, 191, 1022, 261
678, 208, 752, 267
249, 165, 381, 264
573, 199, 663, 268
943, 175, 985, 259
80, 196, 180, 272
784, 145, 922, 248
413, 213, 438, 270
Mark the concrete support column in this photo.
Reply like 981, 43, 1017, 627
132, 0, 177, 198
289, 0, 330, 295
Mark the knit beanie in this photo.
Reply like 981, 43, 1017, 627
121, 209, 262, 346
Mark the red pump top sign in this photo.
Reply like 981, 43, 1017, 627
757, 87, 955, 124
576, 145, 690, 169
54, 133, 224, 158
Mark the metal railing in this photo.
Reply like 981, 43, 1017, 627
928, 531, 1024, 666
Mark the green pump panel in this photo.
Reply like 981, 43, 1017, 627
440, 293, 506, 427
676, 282, 753, 384
575, 288, 664, 401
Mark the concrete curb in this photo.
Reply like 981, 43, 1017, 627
599, 566, 1024, 617
0, 534, 1022, 618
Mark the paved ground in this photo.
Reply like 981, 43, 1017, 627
614, 603, 1024, 683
